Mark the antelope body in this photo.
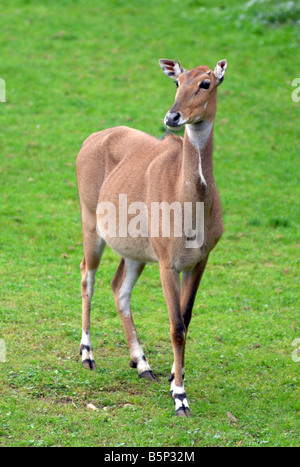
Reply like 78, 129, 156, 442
76, 58, 227, 417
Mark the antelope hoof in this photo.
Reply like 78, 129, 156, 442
139, 370, 160, 382
176, 407, 192, 418
171, 387, 191, 417
82, 359, 96, 370
80, 344, 96, 370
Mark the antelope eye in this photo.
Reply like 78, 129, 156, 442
199, 80, 210, 90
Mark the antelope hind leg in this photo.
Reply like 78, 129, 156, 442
111, 258, 158, 381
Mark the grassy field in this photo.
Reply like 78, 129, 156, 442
0, 0, 299, 447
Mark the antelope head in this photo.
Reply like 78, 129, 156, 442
159, 58, 227, 130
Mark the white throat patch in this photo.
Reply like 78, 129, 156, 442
186, 120, 213, 186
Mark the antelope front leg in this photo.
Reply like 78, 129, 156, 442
160, 264, 191, 417
168, 258, 209, 410
180, 257, 209, 331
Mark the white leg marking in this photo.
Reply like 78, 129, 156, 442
119, 260, 141, 318
170, 381, 190, 412
86, 268, 97, 299
132, 339, 151, 373
170, 366, 189, 413
81, 330, 95, 363
171, 381, 185, 394
174, 395, 190, 412
81, 330, 92, 352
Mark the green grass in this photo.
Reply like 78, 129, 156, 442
0, 0, 299, 447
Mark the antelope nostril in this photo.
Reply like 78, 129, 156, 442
165, 111, 182, 127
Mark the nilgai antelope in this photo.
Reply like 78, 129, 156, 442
76, 58, 227, 417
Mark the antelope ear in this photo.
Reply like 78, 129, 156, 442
214, 59, 227, 86
159, 59, 186, 80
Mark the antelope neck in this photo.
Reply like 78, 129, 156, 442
182, 119, 214, 187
